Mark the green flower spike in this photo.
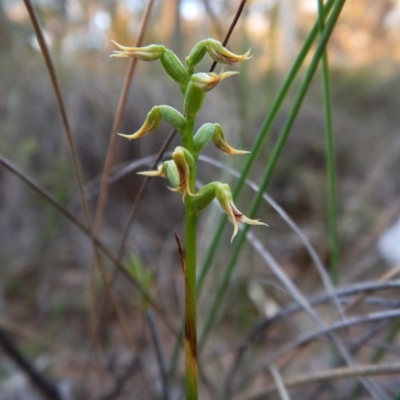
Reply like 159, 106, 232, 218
191, 70, 238, 92
215, 183, 267, 242
117, 107, 162, 140
110, 40, 165, 61
170, 147, 196, 198
212, 124, 250, 155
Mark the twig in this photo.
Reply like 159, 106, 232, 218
307, 319, 392, 400
209, 0, 248, 72
239, 363, 400, 400
0, 156, 176, 336
345, 265, 400, 312
116, 129, 176, 262
274, 309, 400, 359
235, 309, 400, 399
23, 0, 136, 353
94, 0, 155, 235
226, 232, 390, 400
100, 357, 140, 400
269, 365, 291, 400
225, 279, 400, 394
146, 311, 169, 400
0, 327, 61, 400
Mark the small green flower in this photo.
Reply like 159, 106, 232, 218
215, 183, 267, 242
191, 70, 238, 92
138, 160, 180, 189
170, 147, 196, 198
206, 39, 251, 65
212, 124, 249, 155
117, 107, 162, 140
186, 38, 251, 69
192, 182, 267, 242
110, 40, 165, 61
137, 163, 168, 178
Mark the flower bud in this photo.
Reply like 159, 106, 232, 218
160, 49, 187, 87
212, 124, 249, 155
165, 160, 180, 189
184, 82, 205, 118
215, 183, 267, 242
186, 40, 207, 69
110, 40, 165, 61
170, 147, 195, 197
117, 106, 162, 140
191, 182, 219, 213
158, 105, 186, 133
191, 70, 238, 92
205, 39, 251, 65
193, 123, 216, 154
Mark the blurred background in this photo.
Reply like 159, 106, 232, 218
1, 0, 400, 399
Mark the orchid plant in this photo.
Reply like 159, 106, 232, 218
111, 38, 266, 399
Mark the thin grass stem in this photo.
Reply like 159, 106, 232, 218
196, 0, 337, 296
94, 0, 155, 235
0, 156, 177, 336
197, 155, 345, 319
269, 365, 292, 400
146, 311, 169, 400
199, 0, 346, 350
318, 0, 340, 285
238, 363, 400, 400
350, 318, 400, 399
22, 0, 137, 355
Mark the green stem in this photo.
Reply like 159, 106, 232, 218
184, 204, 198, 400
183, 115, 198, 400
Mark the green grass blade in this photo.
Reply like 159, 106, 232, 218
199, 0, 347, 350
196, 0, 337, 296
318, 0, 340, 285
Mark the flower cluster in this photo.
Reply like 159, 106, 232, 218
112, 38, 266, 241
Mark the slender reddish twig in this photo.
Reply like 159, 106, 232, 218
21, 0, 158, 351
0, 156, 177, 336
94, 0, 155, 235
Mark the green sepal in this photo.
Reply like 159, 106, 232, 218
191, 182, 220, 214
111, 41, 165, 61
193, 123, 216, 154
160, 49, 187, 87
186, 40, 207, 70
158, 105, 186, 133
165, 160, 180, 188
214, 182, 232, 205
173, 146, 195, 169
171, 147, 196, 197
184, 82, 205, 118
